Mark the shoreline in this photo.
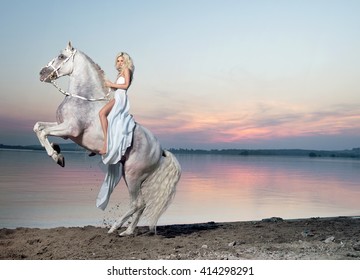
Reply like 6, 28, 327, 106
2, 146, 360, 159
1, 216, 360, 260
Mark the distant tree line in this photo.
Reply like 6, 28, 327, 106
168, 148, 360, 158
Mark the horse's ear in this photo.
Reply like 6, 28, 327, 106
67, 41, 74, 51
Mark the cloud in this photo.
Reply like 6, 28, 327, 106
136, 101, 360, 148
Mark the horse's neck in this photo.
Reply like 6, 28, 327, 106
69, 54, 105, 97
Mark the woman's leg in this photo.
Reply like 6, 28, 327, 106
99, 99, 115, 154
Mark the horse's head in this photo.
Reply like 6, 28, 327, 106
40, 41, 77, 83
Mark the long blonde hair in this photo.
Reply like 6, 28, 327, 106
115, 52, 134, 81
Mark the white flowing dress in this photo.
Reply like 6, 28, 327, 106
96, 76, 136, 210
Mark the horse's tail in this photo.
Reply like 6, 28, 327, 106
142, 150, 181, 232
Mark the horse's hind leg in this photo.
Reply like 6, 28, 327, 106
108, 193, 146, 235
107, 201, 139, 234
119, 195, 146, 236
108, 175, 147, 235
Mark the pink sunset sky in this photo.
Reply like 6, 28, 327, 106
1, 0, 359, 150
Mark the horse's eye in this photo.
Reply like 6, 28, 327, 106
58, 54, 66, 60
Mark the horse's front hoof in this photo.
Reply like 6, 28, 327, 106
57, 154, 65, 167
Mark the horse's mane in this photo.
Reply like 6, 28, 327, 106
80, 51, 107, 93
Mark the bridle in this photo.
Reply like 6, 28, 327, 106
44, 48, 77, 81
44, 48, 111, 102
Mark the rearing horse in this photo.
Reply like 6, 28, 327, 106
35, 42, 181, 236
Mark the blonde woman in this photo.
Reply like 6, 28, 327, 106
99, 52, 135, 164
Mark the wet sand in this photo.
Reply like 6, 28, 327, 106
1, 216, 360, 260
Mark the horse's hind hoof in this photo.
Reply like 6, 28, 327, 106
57, 154, 65, 167
108, 228, 116, 234
119, 229, 135, 237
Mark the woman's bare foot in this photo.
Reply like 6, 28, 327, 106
99, 148, 107, 155
99, 145, 107, 155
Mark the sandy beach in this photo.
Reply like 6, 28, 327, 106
1, 216, 360, 260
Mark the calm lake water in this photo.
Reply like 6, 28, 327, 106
0, 149, 359, 228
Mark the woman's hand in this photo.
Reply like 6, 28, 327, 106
105, 80, 113, 88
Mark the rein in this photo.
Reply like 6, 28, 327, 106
51, 80, 111, 102
46, 48, 111, 102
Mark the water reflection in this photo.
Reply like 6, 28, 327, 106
0, 150, 359, 228
165, 155, 360, 225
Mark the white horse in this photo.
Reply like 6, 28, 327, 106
34, 42, 181, 236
